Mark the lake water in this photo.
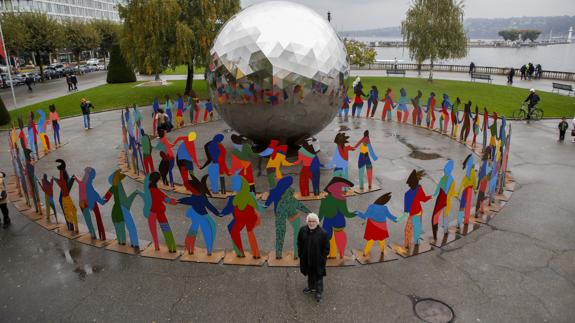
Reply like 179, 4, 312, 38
350, 37, 575, 72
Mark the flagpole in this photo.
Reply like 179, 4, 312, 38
0, 15, 18, 109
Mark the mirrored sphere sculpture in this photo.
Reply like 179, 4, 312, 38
208, 1, 349, 143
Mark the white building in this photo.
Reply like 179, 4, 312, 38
0, 0, 125, 22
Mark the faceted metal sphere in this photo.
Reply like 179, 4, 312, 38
207, 1, 349, 143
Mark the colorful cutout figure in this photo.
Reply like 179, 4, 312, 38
396, 88, 409, 123
318, 177, 356, 258
39, 174, 58, 223
230, 134, 258, 192
403, 170, 431, 248
265, 176, 311, 259
178, 175, 220, 255
296, 137, 322, 197
439, 94, 451, 133
460, 100, 472, 142
366, 85, 379, 118
48, 105, 61, 147
353, 130, 378, 191
201, 134, 230, 194
457, 154, 477, 228
36, 109, 51, 154
338, 86, 351, 120
174, 132, 201, 191
104, 170, 140, 248
75, 167, 107, 240
425, 92, 436, 129
326, 132, 354, 181
264, 142, 296, 191
431, 160, 456, 240
411, 90, 423, 126
54, 159, 78, 232
382, 88, 394, 121
144, 172, 178, 252
475, 148, 492, 216
356, 192, 398, 256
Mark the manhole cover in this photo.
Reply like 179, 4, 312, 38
413, 298, 455, 323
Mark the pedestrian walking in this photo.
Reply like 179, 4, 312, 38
394, 57, 398, 70
527, 63, 534, 80
80, 98, 94, 130
0, 171, 11, 228
297, 213, 330, 303
507, 67, 515, 85
558, 117, 569, 141
535, 64, 542, 80
469, 62, 475, 74
65, 74, 73, 91
572, 116, 575, 143
520, 64, 527, 80
71, 74, 78, 90
24, 76, 33, 92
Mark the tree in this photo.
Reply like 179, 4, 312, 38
498, 29, 520, 42
178, 0, 241, 95
0, 13, 29, 63
119, 0, 189, 81
520, 29, 541, 42
106, 43, 136, 83
344, 39, 377, 67
401, 0, 467, 81
0, 96, 10, 126
91, 20, 121, 67
63, 20, 100, 66
20, 12, 64, 81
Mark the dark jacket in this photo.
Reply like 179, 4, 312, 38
297, 225, 330, 279
80, 102, 93, 115
524, 93, 540, 106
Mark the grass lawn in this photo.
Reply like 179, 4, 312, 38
349, 76, 575, 118
5, 80, 208, 128
162, 65, 205, 75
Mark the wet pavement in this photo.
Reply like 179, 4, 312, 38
0, 108, 574, 322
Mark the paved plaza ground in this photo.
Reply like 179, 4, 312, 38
0, 104, 574, 322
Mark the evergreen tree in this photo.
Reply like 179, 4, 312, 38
106, 43, 136, 83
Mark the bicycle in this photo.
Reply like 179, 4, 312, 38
512, 103, 544, 121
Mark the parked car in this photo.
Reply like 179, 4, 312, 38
2, 73, 26, 86
23, 72, 41, 83
86, 58, 100, 65
43, 68, 60, 80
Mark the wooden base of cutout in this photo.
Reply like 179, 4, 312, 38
105, 239, 150, 254
22, 208, 43, 221
223, 250, 267, 266
353, 185, 381, 195
293, 192, 326, 201
53, 225, 85, 240
495, 192, 512, 202
391, 241, 433, 258
35, 217, 61, 230
180, 248, 224, 264
352, 247, 399, 264
456, 222, 481, 236
428, 228, 460, 248
267, 251, 299, 267
209, 191, 234, 199
326, 252, 356, 267
486, 203, 503, 213
75, 234, 114, 248
473, 209, 495, 224
140, 244, 182, 260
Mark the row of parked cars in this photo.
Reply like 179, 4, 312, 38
0, 59, 106, 88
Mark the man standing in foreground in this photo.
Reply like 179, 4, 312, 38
298, 213, 330, 303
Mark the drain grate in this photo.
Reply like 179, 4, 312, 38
413, 298, 455, 323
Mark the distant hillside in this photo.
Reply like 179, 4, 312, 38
340, 15, 575, 39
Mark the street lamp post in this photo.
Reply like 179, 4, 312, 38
0, 13, 18, 109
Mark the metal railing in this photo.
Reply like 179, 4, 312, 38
351, 63, 575, 82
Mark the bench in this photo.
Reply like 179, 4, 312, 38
552, 82, 573, 95
470, 73, 492, 83
386, 69, 406, 77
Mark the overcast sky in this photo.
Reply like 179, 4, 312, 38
240, 0, 575, 30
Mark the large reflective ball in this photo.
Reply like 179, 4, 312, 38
208, 1, 349, 144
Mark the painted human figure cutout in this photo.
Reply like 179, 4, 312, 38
221, 176, 262, 258
431, 160, 456, 240
175, 94, 185, 128
27, 112, 39, 160
54, 159, 78, 232
457, 154, 477, 229
36, 109, 51, 154
164, 95, 174, 127
143, 172, 178, 252
152, 97, 160, 137
318, 177, 356, 259
104, 170, 140, 248
140, 129, 154, 174
411, 90, 423, 126
326, 132, 354, 182
338, 86, 351, 121
264, 142, 296, 191
174, 132, 201, 192
353, 130, 378, 191
439, 94, 451, 134
403, 170, 432, 248
124, 107, 140, 173
475, 148, 492, 216
295, 137, 322, 197
460, 100, 472, 142
471, 106, 480, 148
450, 97, 461, 138
48, 104, 61, 147
366, 85, 379, 118
230, 134, 258, 192
488, 112, 499, 151
39, 174, 58, 223
356, 192, 398, 256
74, 167, 107, 240
201, 134, 230, 194
425, 92, 437, 129
396, 88, 410, 123
482, 107, 489, 151
178, 175, 220, 255
155, 129, 176, 187
23, 148, 41, 213
382, 88, 394, 121
265, 176, 311, 259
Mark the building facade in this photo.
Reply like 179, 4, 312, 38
1, 0, 125, 22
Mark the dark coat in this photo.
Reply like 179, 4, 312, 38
297, 225, 330, 279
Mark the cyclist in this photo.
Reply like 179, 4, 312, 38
524, 88, 540, 120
